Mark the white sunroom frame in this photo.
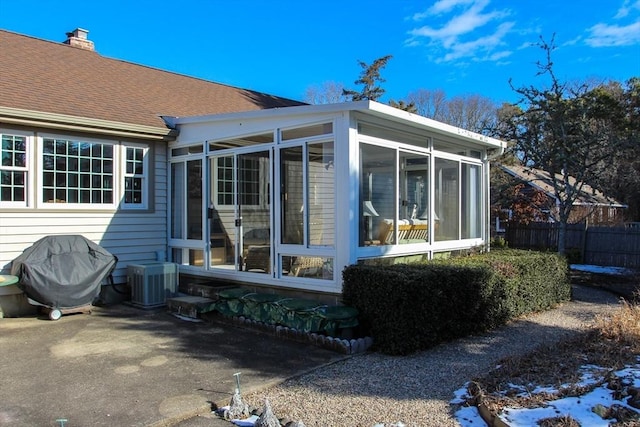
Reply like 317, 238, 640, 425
164, 101, 506, 295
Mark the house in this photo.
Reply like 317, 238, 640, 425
494, 164, 627, 232
1, 28, 506, 301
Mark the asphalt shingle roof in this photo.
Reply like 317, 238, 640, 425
500, 164, 626, 207
0, 29, 304, 129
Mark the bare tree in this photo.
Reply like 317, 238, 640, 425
406, 89, 497, 134
406, 89, 448, 120
304, 81, 347, 104
499, 35, 631, 254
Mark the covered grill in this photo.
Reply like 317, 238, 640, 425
11, 235, 117, 319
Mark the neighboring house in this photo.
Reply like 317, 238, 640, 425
1, 28, 506, 299
494, 164, 627, 232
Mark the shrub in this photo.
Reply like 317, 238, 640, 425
342, 249, 570, 355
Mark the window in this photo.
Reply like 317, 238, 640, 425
359, 143, 396, 245
238, 156, 261, 206
307, 141, 334, 246
461, 163, 482, 239
279, 141, 335, 248
398, 153, 429, 245
434, 158, 459, 241
359, 144, 430, 246
216, 156, 234, 206
169, 159, 203, 241
123, 145, 148, 208
208, 132, 272, 151
281, 122, 332, 141
0, 131, 149, 210
214, 155, 267, 208
280, 146, 303, 244
0, 133, 28, 206
42, 137, 114, 205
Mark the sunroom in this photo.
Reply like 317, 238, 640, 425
164, 101, 506, 296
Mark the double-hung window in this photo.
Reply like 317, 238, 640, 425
123, 145, 149, 208
0, 132, 30, 207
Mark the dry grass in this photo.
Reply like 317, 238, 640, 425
464, 284, 640, 426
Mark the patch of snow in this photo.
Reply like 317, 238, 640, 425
570, 264, 635, 276
231, 414, 259, 426
454, 364, 640, 426
454, 405, 487, 427
450, 384, 470, 404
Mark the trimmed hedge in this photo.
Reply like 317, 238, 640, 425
342, 249, 570, 355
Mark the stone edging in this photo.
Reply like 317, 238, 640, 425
211, 312, 374, 355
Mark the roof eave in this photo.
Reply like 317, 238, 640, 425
362, 101, 506, 150
0, 106, 177, 141
170, 100, 507, 150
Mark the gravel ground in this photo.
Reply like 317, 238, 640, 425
244, 285, 623, 427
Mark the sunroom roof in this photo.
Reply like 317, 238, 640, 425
164, 100, 507, 151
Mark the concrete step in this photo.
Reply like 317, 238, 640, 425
167, 296, 218, 319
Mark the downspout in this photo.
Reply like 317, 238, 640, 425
160, 115, 179, 265
484, 145, 506, 252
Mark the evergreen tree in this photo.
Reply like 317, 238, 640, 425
342, 55, 392, 102
342, 55, 416, 113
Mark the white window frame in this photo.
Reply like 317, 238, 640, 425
212, 154, 236, 210
38, 134, 119, 210
121, 143, 149, 210
0, 129, 33, 208
0, 132, 154, 211
210, 152, 268, 211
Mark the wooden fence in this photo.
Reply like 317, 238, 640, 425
504, 223, 640, 269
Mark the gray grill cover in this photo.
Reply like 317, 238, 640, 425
11, 235, 117, 309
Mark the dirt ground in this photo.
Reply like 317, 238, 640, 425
570, 269, 640, 302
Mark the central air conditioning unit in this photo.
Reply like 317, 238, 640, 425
127, 262, 178, 308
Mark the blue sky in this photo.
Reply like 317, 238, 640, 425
1, 0, 638, 105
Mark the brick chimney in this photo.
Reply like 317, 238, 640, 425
63, 28, 94, 51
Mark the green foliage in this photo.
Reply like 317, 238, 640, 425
341, 55, 417, 113
342, 249, 570, 355
491, 236, 508, 248
388, 99, 418, 113
342, 55, 392, 102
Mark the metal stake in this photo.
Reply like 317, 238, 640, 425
56, 419, 68, 427
233, 372, 242, 394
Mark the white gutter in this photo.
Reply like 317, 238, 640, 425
0, 106, 176, 141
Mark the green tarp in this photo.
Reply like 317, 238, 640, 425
214, 288, 359, 336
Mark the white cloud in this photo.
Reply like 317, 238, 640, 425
562, 36, 582, 47
429, 0, 478, 15
586, 21, 640, 46
407, 0, 514, 63
614, 0, 640, 18
410, 0, 477, 20
440, 22, 515, 62
584, 0, 640, 47
488, 50, 512, 61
